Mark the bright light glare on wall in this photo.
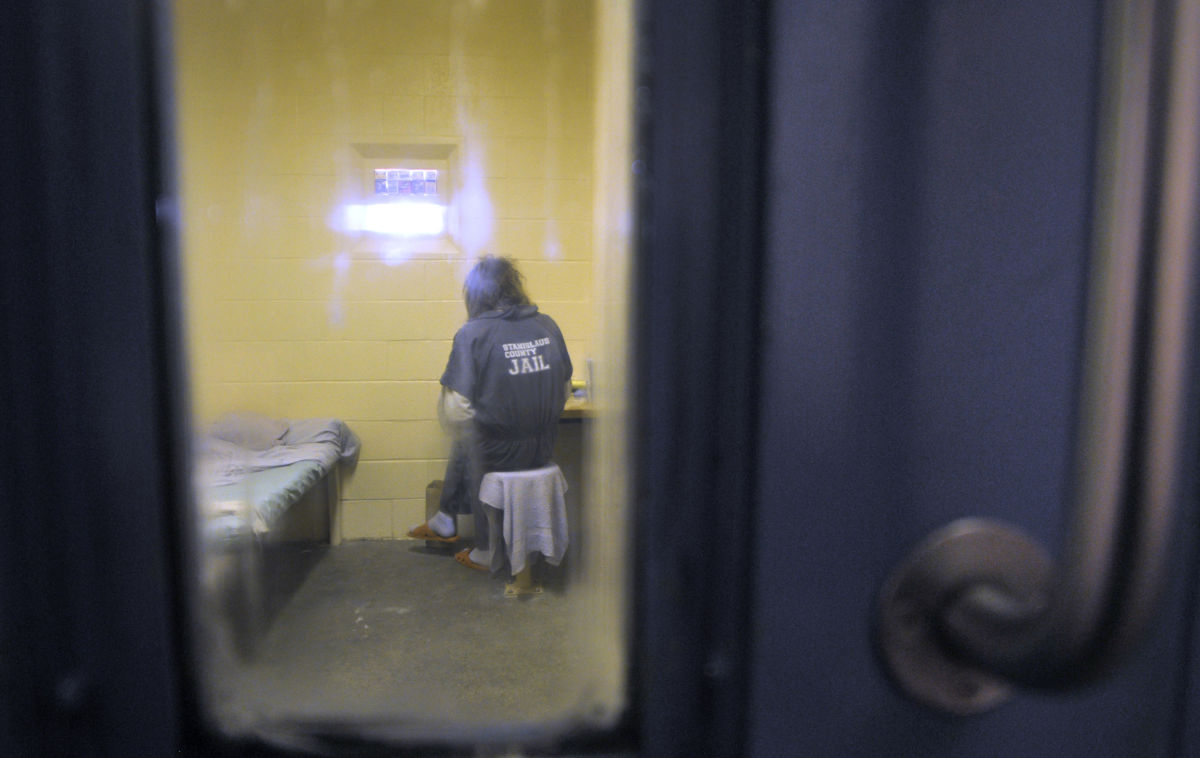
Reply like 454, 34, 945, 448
340, 201, 446, 237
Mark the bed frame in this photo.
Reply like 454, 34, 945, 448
203, 465, 343, 660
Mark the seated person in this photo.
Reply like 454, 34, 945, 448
408, 255, 572, 572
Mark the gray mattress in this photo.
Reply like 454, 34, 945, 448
202, 460, 326, 544
194, 415, 359, 546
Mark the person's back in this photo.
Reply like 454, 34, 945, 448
442, 302, 572, 471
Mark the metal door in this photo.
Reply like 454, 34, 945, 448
749, 2, 1200, 756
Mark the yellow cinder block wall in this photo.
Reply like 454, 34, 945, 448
174, 0, 595, 540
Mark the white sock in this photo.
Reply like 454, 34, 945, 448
469, 547, 492, 566
429, 511, 456, 538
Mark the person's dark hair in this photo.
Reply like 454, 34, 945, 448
463, 255, 531, 318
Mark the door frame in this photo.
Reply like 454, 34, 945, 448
0, 0, 771, 756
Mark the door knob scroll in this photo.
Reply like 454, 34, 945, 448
876, 0, 1200, 714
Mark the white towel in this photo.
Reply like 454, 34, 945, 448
478, 465, 568, 575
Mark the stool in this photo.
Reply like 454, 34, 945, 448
478, 464, 569, 597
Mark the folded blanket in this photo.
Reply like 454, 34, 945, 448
196, 415, 360, 488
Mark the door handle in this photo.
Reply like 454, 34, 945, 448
875, 0, 1200, 714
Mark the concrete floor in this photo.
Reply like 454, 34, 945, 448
205, 539, 596, 738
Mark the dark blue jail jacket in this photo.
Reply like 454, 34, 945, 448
441, 304, 572, 471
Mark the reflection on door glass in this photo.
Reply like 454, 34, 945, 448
172, 0, 633, 744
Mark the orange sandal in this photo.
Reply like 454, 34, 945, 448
454, 549, 489, 572
406, 523, 459, 543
